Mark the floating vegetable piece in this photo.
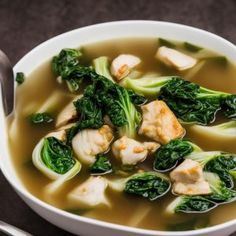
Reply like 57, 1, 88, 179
190, 121, 236, 138
158, 38, 176, 48
153, 139, 200, 172
90, 154, 112, 175
204, 56, 228, 68
183, 42, 203, 53
30, 112, 53, 124
69, 69, 146, 140
124, 172, 171, 200
31, 113, 53, 124
186, 151, 236, 188
32, 133, 81, 193
125, 76, 171, 97
52, 49, 84, 92
221, 95, 236, 120
125, 76, 231, 125
204, 172, 236, 203
93, 56, 114, 81
116, 88, 142, 138
15, 72, 25, 84
166, 196, 217, 214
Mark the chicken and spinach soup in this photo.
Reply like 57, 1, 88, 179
8, 38, 236, 231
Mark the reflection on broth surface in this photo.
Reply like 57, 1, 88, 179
8, 38, 236, 231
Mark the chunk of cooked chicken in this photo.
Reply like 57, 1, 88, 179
172, 181, 212, 196
170, 159, 212, 195
68, 176, 109, 208
56, 95, 82, 128
170, 159, 203, 183
156, 46, 197, 71
72, 125, 114, 165
143, 142, 160, 153
138, 100, 185, 144
112, 136, 160, 165
110, 54, 141, 81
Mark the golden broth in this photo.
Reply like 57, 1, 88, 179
7, 38, 236, 231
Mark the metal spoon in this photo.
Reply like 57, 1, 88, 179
0, 220, 33, 236
0, 49, 14, 116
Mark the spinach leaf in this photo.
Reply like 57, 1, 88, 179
174, 196, 217, 213
71, 68, 145, 138
204, 172, 236, 203
159, 77, 224, 125
153, 139, 193, 172
90, 154, 112, 175
30, 112, 53, 124
221, 95, 236, 120
15, 72, 25, 84
183, 42, 203, 53
204, 154, 236, 188
52, 49, 81, 77
52, 49, 83, 92
159, 38, 176, 48
41, 137, 76, 174
124, 172, 170, 200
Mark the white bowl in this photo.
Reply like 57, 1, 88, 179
1, 21, 236, 236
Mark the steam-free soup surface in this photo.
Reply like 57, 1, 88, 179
8, 38, 236, 231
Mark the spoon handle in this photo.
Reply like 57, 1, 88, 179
0, 221, 33, 236
0, 50, 14, 116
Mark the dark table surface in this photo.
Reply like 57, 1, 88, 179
1, 0, 236, 235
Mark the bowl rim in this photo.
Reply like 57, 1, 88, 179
2, 20, 236, 235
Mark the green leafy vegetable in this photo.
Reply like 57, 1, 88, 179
32, 137, 81, 192
183, 42, 203, 53
93, 56, 114, 81
186, 151, 236, 188
116, 88, 142, 138
221, 95, 236, 120
70, 67, 145, 138
41, 137, 76, 174
52, 49, 83, 92
90, 154, 112, 175
166, 196, 217, 214
153, 139, 196, 172
191, 120, 236, 137
159, 77, 228, 125
125, 76, 230, 125
204, 154, 236, 188
52, 49, 145, 136
167, 217, 209, 231
159, 38, 176, 48
15, 72, 25, 84
73, 96, 104, 129
204, 172, 236, 203
205, 56, 228, 68
124, 172, 170, 200
52, 49, 81, 77
30, 112, 53, 124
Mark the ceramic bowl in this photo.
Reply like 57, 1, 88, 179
1, 21, 236, 236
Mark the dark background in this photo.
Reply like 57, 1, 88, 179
1, 0, 236, 235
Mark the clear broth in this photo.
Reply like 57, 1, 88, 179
7, 38, 236, 231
